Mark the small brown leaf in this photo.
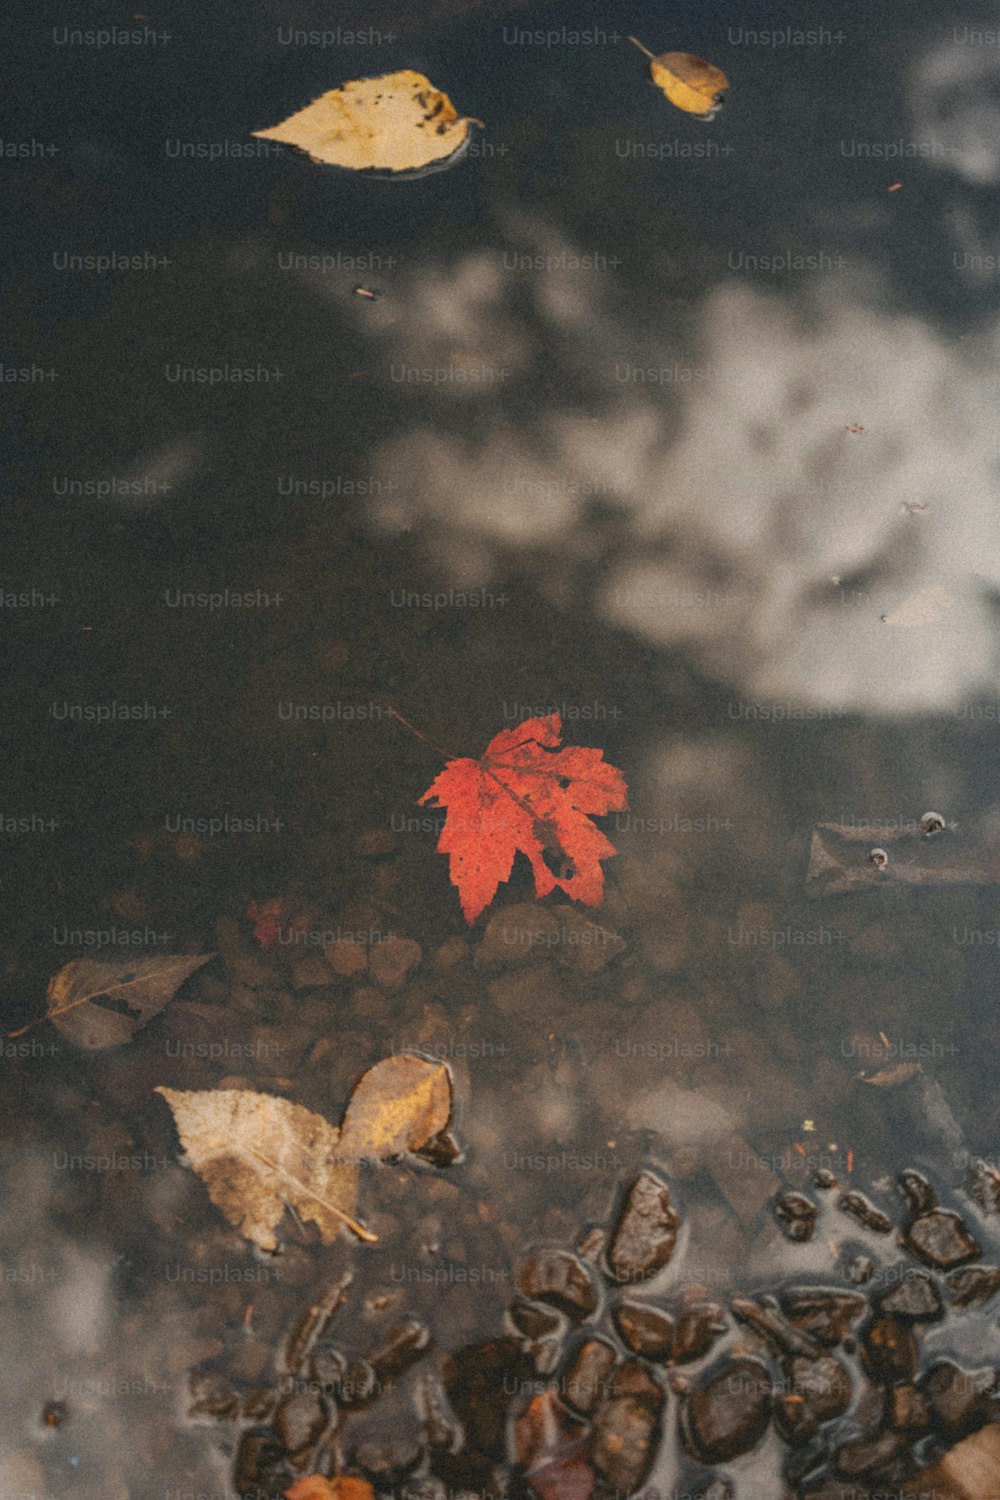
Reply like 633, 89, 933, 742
156, 1087, 367, 1251
337, 1054, 452, 1161
40, 953, 214, 1050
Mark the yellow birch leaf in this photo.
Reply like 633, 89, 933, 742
155, 1087, 367, 1250
252, 71, 480, 175
629, 38, 729, 120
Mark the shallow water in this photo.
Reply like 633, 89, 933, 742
4, 2, 1000, 1497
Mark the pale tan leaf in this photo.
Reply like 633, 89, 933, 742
252, 71, 479, 175
337, 1055, 452, 1161
156, 1086, 368, 1250
43, 953, 214, 1050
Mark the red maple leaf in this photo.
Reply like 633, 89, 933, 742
417, 713, 628, 923
246, 897, 317, 951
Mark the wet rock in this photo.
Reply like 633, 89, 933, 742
351, 986, 394, 1025
605, 1171, 680, 1284
514, 1388, 593, 1500
729, 1295, 823, 1360
836, 1191, 893, 1235
187, 1369, 241, 1419
600, 1358, 654, 1401
561, 1337, 617, 1415
348, 1404, 426, 1481
876, 1270, 944, 1321
674, 1299, 727, 1364
284, 1273, 351, 1374
920, 1359, 996, 1440
162, 1000, 255, 1052
233, 1427, 290, 1500
611, 1301, 675, 1359
337, 1359, 379, 1407
844, 1253, 875, 1285
967, 1157, 1000, 1214
575, 1225, 606, 1261
415, 1370, 463, 1452
793, 1354, 852, 1423
369, 936, 422, 990
683, 1358, 771, 1464
432, 936, 469, 971
774, 1355, 852, 1443
477, 905, 562, 967
897, 1168, 937, 1216
834, 1429, 912, 1480
229, 953, 282, 990
479, 906, 624, 975
904, 1208, 982, 1269
442, 1338, 535, 1476
370, 1319, 431, 1381
516, 1251, 599, 1318
692, 1483, 734, 1500
413, 1127, 463, 1169
510, 1300, 565, 1340
860, 1315, 918, 1384
780, 1289, 867, 1346
324, 938, 369, 977
814, 1168, 838, 1190
253, 1020, 316, 1073
549, 908, 626, 975
291, 955, 332, 989
242, 1387, 279, 1423
274, 1388, 329, 1454
773, 1190, 818, 1242
308, 1343, 347, 1394
490, 963, 571, 1021
946, 1263, 1000, 1307
888, 1383, 930, 1431
590, 1363, 663, 1493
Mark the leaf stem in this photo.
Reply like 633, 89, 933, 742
383, 703, 461, 762
628, 35, 656, 59
247, 1146, 379, 1244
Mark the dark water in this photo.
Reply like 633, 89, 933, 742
4, 1, 1000, 1496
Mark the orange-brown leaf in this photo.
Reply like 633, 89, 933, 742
337, 1055, 452, 1160
286, 1479, 377, 1500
